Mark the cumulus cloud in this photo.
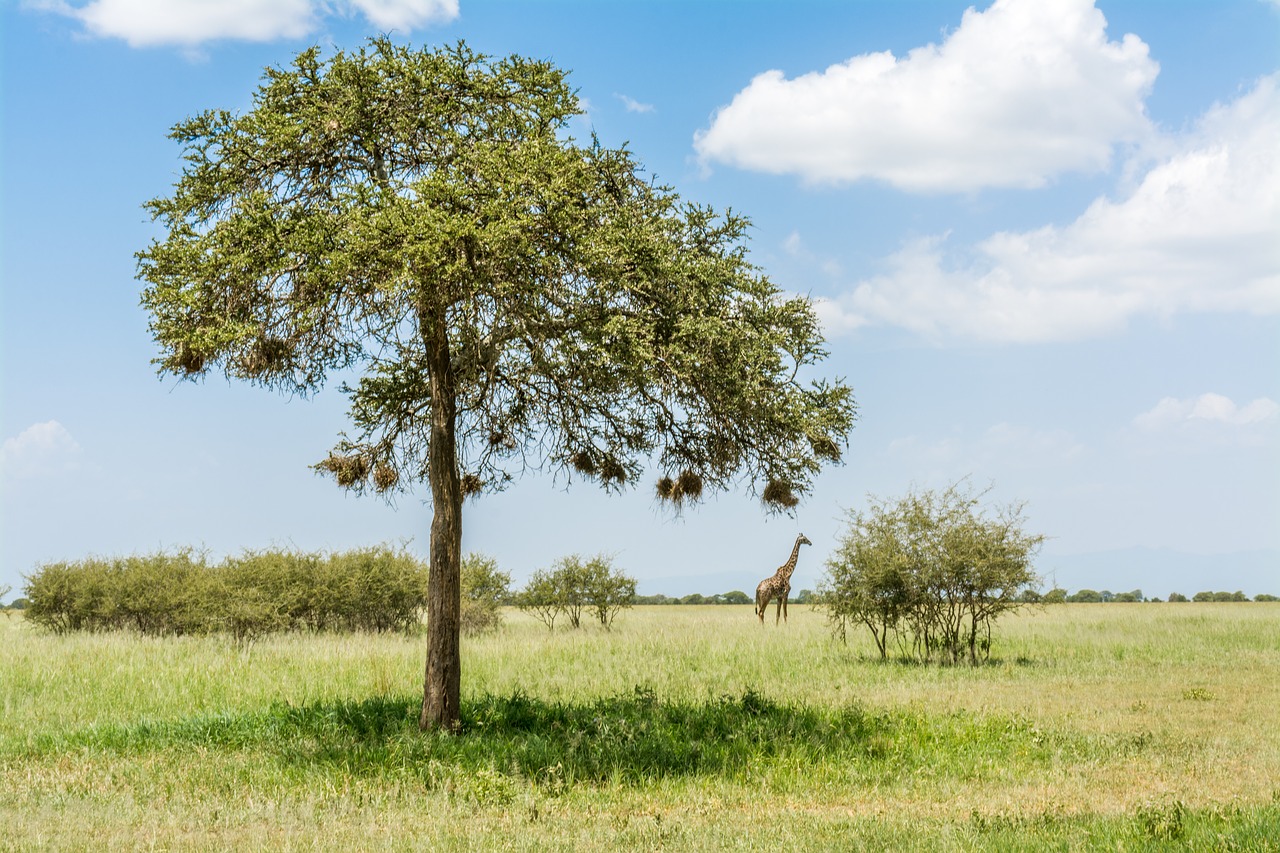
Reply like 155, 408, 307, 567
25, 0, 458, 47
0, 421, 83, 480
815, 74, 1280, 343
694, 0, 1158, 191
1134, 394, 1280, 431
348, 0, 458, 30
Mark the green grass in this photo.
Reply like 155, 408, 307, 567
2, 604, 1279, 850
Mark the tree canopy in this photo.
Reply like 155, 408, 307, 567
138, 39, 856, 729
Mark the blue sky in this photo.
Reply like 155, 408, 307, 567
2, 0, 1277, 601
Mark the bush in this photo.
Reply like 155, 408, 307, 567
584, 556, 636, 629
517, 568, 562, 630
516, 554, 635, 631
820, 482, 1043, 664
1255, 593, 1278, 602
22, 545, 429, 637
1192, 590, 1249, 603
460, 553, 511, 636
1168, 592, 1189, 602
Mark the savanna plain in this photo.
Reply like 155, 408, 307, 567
2, 603, 1278, 850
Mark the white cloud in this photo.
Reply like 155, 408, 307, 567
817, 74, 1280, 343
0, 421, 83, 480
615, 93, 655, 114
694, 0, 1158, 192
25, 0, 457, 47
1134, 394, 1280, 431
348, 0, 458, 30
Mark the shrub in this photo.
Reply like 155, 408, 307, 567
1255, 593, 1278, 602
22, 545, 429, 637
1168, 592, 1189, 602
583, 556, 636, 629
460, 553, 511, 636
517, 568, 562, 631
516, 554, 635, 631
820, 482, 1043, 664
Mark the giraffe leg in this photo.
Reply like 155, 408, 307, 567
775, 596, 782, 625
783, 595, 789, 623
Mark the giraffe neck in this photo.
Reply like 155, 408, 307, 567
779, 538, 804, 581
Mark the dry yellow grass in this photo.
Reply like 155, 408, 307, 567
2, 603, 1278, 849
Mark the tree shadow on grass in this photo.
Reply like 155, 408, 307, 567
47, 686, 1067, 793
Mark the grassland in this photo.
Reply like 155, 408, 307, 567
2, 603, 1278, 850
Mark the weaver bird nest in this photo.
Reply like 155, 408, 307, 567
656, 470, 704, 506
761, 479, 799, 509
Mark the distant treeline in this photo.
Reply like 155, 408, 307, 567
632, 590, 819, 605
8, 564, 1276, 638
1028, 588, 1278, 603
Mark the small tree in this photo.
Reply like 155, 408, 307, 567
460, 553, 511, 636
821, 482, 1043, 664
517, 569, 562, 631
548, 556, 591, 629
582, 555, 636, 629
721, 590, 751, 605
137, 39, 856, 730
1168, 592, 1188, 602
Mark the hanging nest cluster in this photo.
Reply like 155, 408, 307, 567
569, 451, 596, 476
599, 458, 627, 485
242, 337, 291, 377
461, 473, 485, 498
762, 479, 799, 509
809, 435, 842, 463
488, 431, 517, 451
569, 450, 628, 485
171, 343, 207, 376
656, 470, 704, 507
318, 453, 370, 488
372, 463, 399, 493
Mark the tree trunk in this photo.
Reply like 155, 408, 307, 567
420, 311, 463, 732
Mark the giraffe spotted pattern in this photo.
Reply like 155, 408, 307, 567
755, 533, 811, 625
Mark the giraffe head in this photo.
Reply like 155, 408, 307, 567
798, 533, 812, 547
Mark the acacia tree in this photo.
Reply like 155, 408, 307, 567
138, 40, 856, 730
821, 483, 1042, 664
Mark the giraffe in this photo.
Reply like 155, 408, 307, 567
755, 533, 812, 625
